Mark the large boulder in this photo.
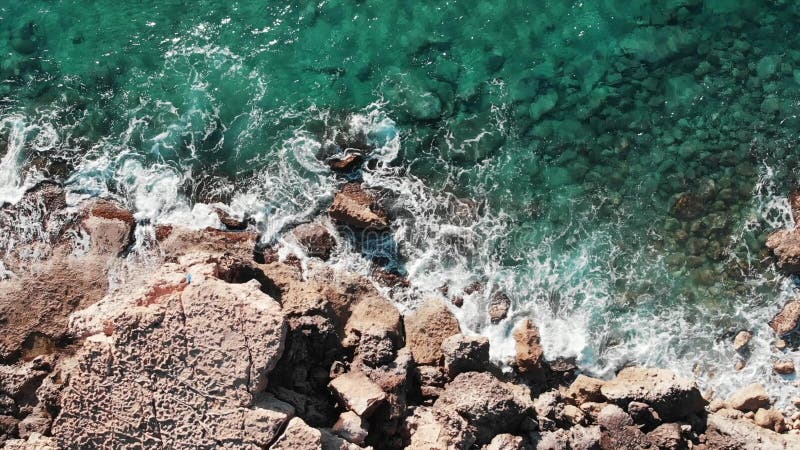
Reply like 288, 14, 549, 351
51, 257, 289, 448
766, 229, 800, 275
769, 299, 800, 336
441, 334, 490, 377
405, 298, 461, 365
600, 367, 706, 421
565, 375, 606, 405
702, 412, 800, 449
434, 372, 534, 445
328, 183, 388, 230
726, 383, 770, 412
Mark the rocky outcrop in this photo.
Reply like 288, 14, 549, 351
52, 255, 288, 448
513, 319, 545, 377
600, 367, 706, 421
766, 229, 800, 275
328, 183, 389, 230
702, 412, 800, 449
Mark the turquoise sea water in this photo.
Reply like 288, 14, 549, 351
1, 1, 799, 401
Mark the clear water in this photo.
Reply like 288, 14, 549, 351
1, 1, 799, 404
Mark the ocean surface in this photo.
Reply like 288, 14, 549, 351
1, 1, 799, 404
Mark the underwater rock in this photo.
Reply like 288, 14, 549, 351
328, 183, 389, 230
671, 192, 705, 220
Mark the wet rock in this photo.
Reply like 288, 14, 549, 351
327, 151, 365, 172
212, 205, 248, 230
671, 193, 705, 220
52, 258, 287, 448
488, 291, 511, 324
702, 412, 800, 449
773, 359, 795, 375
513, 319, 545, 377
754, 408, 785, 433
726, 383, 770, 412
766, 230, 800, 275
789, 189, 800, 225
292, 223, 337, 260
272, 417, 323, 450
328, 183, 389, 230
769, 298, 800, 336
434, 371, 534, 445
333, 411, 369, 445
441, 334, 490, 378
732, 331, 752, 352
600, 367, 706, 421
405, 298, 461, 365
329, 371, 387, 418
566, 375, 606, 405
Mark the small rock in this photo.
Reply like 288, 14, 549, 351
775, 339, 788, 350
415, 365, 448, 398
709, 399, 727, 413
754, 408, 785, 433
512, 319, 545, 376
441, 334, 490, 377
213, 206, 248, 231
292, 223, 337, 260
405, 298, 461, 365
646, 423, 684, 450
790, 189, 800, 225
562, 404, 586, 426
329, 371, 387, 418
327, 151, 365, 172
769, 298, 800, 336
727, 383, 771, 412
332, 411, 369, 445
488, 291, 511, 324
579, 402, 609, 420
733, 331, 752, 352
628, 401, 660, 428
671, 192, 705, 220
773, 359, 796, 375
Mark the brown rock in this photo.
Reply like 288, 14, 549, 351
441, 334, 490, 377
790, 188, 800, 225
488, 291, 511, 324
271, 417, 323, 450
646, 423, 685, 450
766, 229, 800, 275
733, 331, 752, 352
327, 151, 364, 172
600, 367, 706, 421
537, 425, 601, 450
754, 408, 785, 433
562, 404, 587, 426
332, 411, 369, 445
513, 319, 545, 376
566, 375, 606, 405
770, 299, 800, 336
328, 183, 388, 230
212, 206, 248, 230
329, 371, 387, 418
51, 258, 288, 448
434, 371, 534, 445
405, 298, 461, 365
405, 405, 475, 450
773, 359, 796, 375
579, 402, 609, 421
414, 365, 448, 398
597, 404, 651, 450
484, 433, 525, 450
292, 223, 337, 260
703, 412, 800, 449
727, 383, 771, 412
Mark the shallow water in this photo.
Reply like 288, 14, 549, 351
1, 1, 799, 404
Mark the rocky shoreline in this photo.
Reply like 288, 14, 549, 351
0, 177, 799, 449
